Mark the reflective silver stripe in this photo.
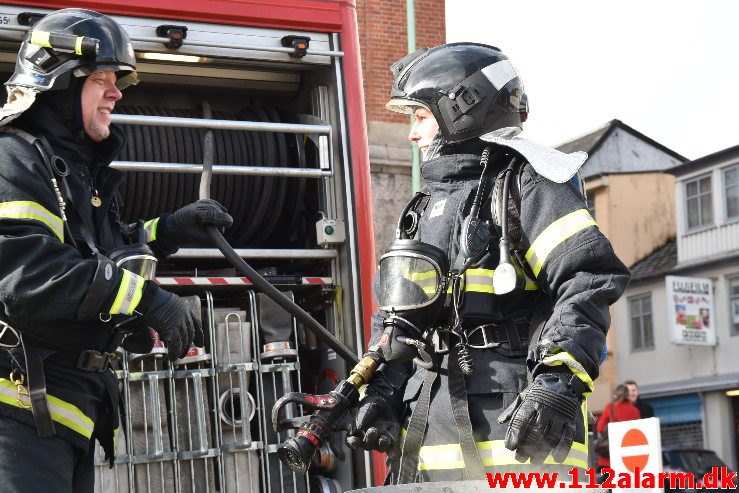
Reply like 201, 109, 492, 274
465, 268, 494, 294
0, 200, 64, 241
480, 59, 519, 91
143, 217, 160, 242
525, 209, 597, 277
465, 268, 539, 294
108, 269, 145, 315
417, 439, 589, 470
0, 378, 93, 438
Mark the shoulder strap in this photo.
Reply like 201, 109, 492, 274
1, 127, 100, 254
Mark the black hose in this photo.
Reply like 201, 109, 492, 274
204, 227, 359, 365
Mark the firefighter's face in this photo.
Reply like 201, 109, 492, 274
81, 70, 122, 142
409, 107, 439, 159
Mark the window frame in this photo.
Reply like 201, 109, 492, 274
728, 274, 739, 337
684, 173, 714, 232
723, 164, 739, 223
629, 292, 654, 351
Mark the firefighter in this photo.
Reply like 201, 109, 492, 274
0, 9, 231, 492
346, 42, 631, 483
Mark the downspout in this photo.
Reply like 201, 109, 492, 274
407, 0, 421, 193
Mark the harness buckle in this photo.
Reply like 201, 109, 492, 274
0, 320, 20, 348
466, 323, 502, 350
76, 350, 117, 372
9, 369, 31, 409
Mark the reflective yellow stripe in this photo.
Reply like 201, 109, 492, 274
29, 30, 52, 48
417, 439, 588, 470
0, 200, 64, 241
0, 379, 93, 438
541, 350, 594, 394
74, 36, 84, 55
464, 268, 539, 294
109, 269, 145, 315
144, 217, 160, 242
525, 209, 597, 277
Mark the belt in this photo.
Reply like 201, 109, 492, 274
466, 321, 529, 357
75, 350, 119, 372
20, 332, 119, 372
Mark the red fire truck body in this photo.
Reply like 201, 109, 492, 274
0, 1, 378, 491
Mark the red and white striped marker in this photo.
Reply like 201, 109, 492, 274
620, 428, 650, 472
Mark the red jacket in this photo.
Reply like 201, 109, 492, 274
596, 401, 641, 466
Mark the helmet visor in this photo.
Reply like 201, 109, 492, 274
73, 65, 139, 90
385, 98, 428, 115
376, 253, 442, 312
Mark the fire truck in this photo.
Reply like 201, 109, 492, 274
0, 1, 376, 491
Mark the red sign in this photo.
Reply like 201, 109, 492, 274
621, 428, 650, 472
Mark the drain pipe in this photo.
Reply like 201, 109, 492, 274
407, 0, 421, 194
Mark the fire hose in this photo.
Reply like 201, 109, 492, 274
193, 112, 398, 474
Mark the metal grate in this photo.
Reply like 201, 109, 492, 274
93, 290, 313, 492
661, 421, 704, 449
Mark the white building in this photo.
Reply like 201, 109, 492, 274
613, 144, 739, 469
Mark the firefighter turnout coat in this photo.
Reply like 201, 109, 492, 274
0, 102, 170, 458
374, 150, 630, 482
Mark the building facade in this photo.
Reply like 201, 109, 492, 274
558, 120, 685, 412
613, 145, 739, 469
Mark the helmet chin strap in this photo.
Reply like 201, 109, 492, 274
422, 129, 444, 161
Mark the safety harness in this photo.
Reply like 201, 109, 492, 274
394, 150, 556, 483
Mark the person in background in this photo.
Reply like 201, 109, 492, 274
625, 379, 655, 418
596, 384, 641, 469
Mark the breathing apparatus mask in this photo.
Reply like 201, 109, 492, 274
107, 243, 157, 281
373, 239, 449, 365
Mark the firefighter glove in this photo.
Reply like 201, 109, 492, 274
346, 392, 401, 454
160, 199, 233, 248
136, 283, 204, 361
121, 326, 155, 354
497, 373, 582, 464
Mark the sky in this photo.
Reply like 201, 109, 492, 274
446, 0, 739, 160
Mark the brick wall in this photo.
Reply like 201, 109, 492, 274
356, 0, 446, 123
356, 0, 445, 259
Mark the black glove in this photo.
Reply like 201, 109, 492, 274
121, 326, 154, 354
497, 372, 583, 464
159, 199, 233, 248
136, 283, 203, 361
346, 388, 401, 454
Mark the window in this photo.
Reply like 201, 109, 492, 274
586, 192, 596, 221
685, 175, 713, 230
730, 276, 739, 336
630, 293, 654, 350
725, 165, 739, 220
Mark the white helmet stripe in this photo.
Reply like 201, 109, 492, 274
481, 59, 519, 92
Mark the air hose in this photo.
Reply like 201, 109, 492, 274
196, 103, 359, 366
203, 226, 358, 365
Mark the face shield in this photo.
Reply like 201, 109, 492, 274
376, 239, 449, 324
385, 97, 426, 116
73, 65, 139, 91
